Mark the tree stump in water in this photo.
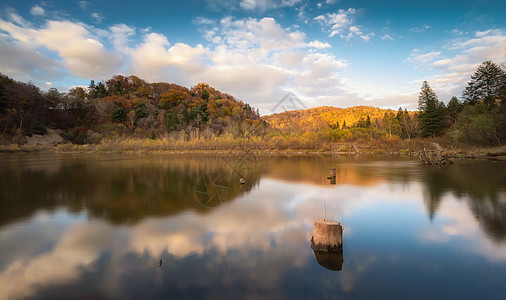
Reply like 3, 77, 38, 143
311, 219, 343, 252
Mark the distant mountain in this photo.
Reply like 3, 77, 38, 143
263, 105, 404, 131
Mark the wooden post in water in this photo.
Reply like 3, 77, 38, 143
311, 219, 343, 252
328, 168, 336, 184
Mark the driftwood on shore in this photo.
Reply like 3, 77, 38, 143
418, 144, 453, 166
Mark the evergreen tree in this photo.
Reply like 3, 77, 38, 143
365, 115, 371, 128
462, 61, 506, 108
418, 81, 445, 137
111, 107, 127, 122
446, 96, 461, 125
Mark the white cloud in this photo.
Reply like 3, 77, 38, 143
381, 34, 393, 40
0, 18, 122, 79
410, 24, 431, 33
307, 40, 331, 49
8, 13, 27, 26
193, 16, 215, 26
127, 33, 208, 84
0, 36, 64, 81
30, 5, 45, 16
109, 23, 135, 51
314, 15, 326, 22
78, 1, 89, 10
346, 25, 375, 41
91, 12, 103, 23
202, 0, 301, 12
451, 29, 465, 35
239, 0, 302, 11
406, 50, 441, 66
315, 8, 374, 41
327, 8, 355, 37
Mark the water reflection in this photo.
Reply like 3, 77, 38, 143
312, 250, 344, 271
419, 160, 506, 241
0, 154, 506, 299
0, 154, 262, 226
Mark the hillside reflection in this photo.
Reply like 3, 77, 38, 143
0, 154, 261, 225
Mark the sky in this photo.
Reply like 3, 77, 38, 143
0, 0, 505, 114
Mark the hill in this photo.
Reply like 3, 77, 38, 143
263, 105, 407, 131
0, 74, 263, 144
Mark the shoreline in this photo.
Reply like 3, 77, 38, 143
1, 142, 505, 161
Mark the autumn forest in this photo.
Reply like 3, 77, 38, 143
1, 60, 505, 152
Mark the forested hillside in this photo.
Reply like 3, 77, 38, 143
0, 75, 263, 144
264, 105, 412, 131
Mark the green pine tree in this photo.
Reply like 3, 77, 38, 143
463, 61, 506, 108
418, 81, 445, 137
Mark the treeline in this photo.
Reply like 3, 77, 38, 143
0, 75, 263, 145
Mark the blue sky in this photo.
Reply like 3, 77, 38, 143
0, 0, 505, 114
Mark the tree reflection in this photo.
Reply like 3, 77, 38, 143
0, 154, 261, 226
420, 160, 506, 242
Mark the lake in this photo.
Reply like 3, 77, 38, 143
0, 153, 505, 299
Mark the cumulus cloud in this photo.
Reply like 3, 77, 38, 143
30, 5, 45, 16
192, 16, 355, 112
0, 18, 123, 79
0, 37, 64, 81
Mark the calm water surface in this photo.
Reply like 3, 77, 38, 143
0, 153, 505, 299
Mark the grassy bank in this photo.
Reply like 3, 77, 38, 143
2, 135, 505, 160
